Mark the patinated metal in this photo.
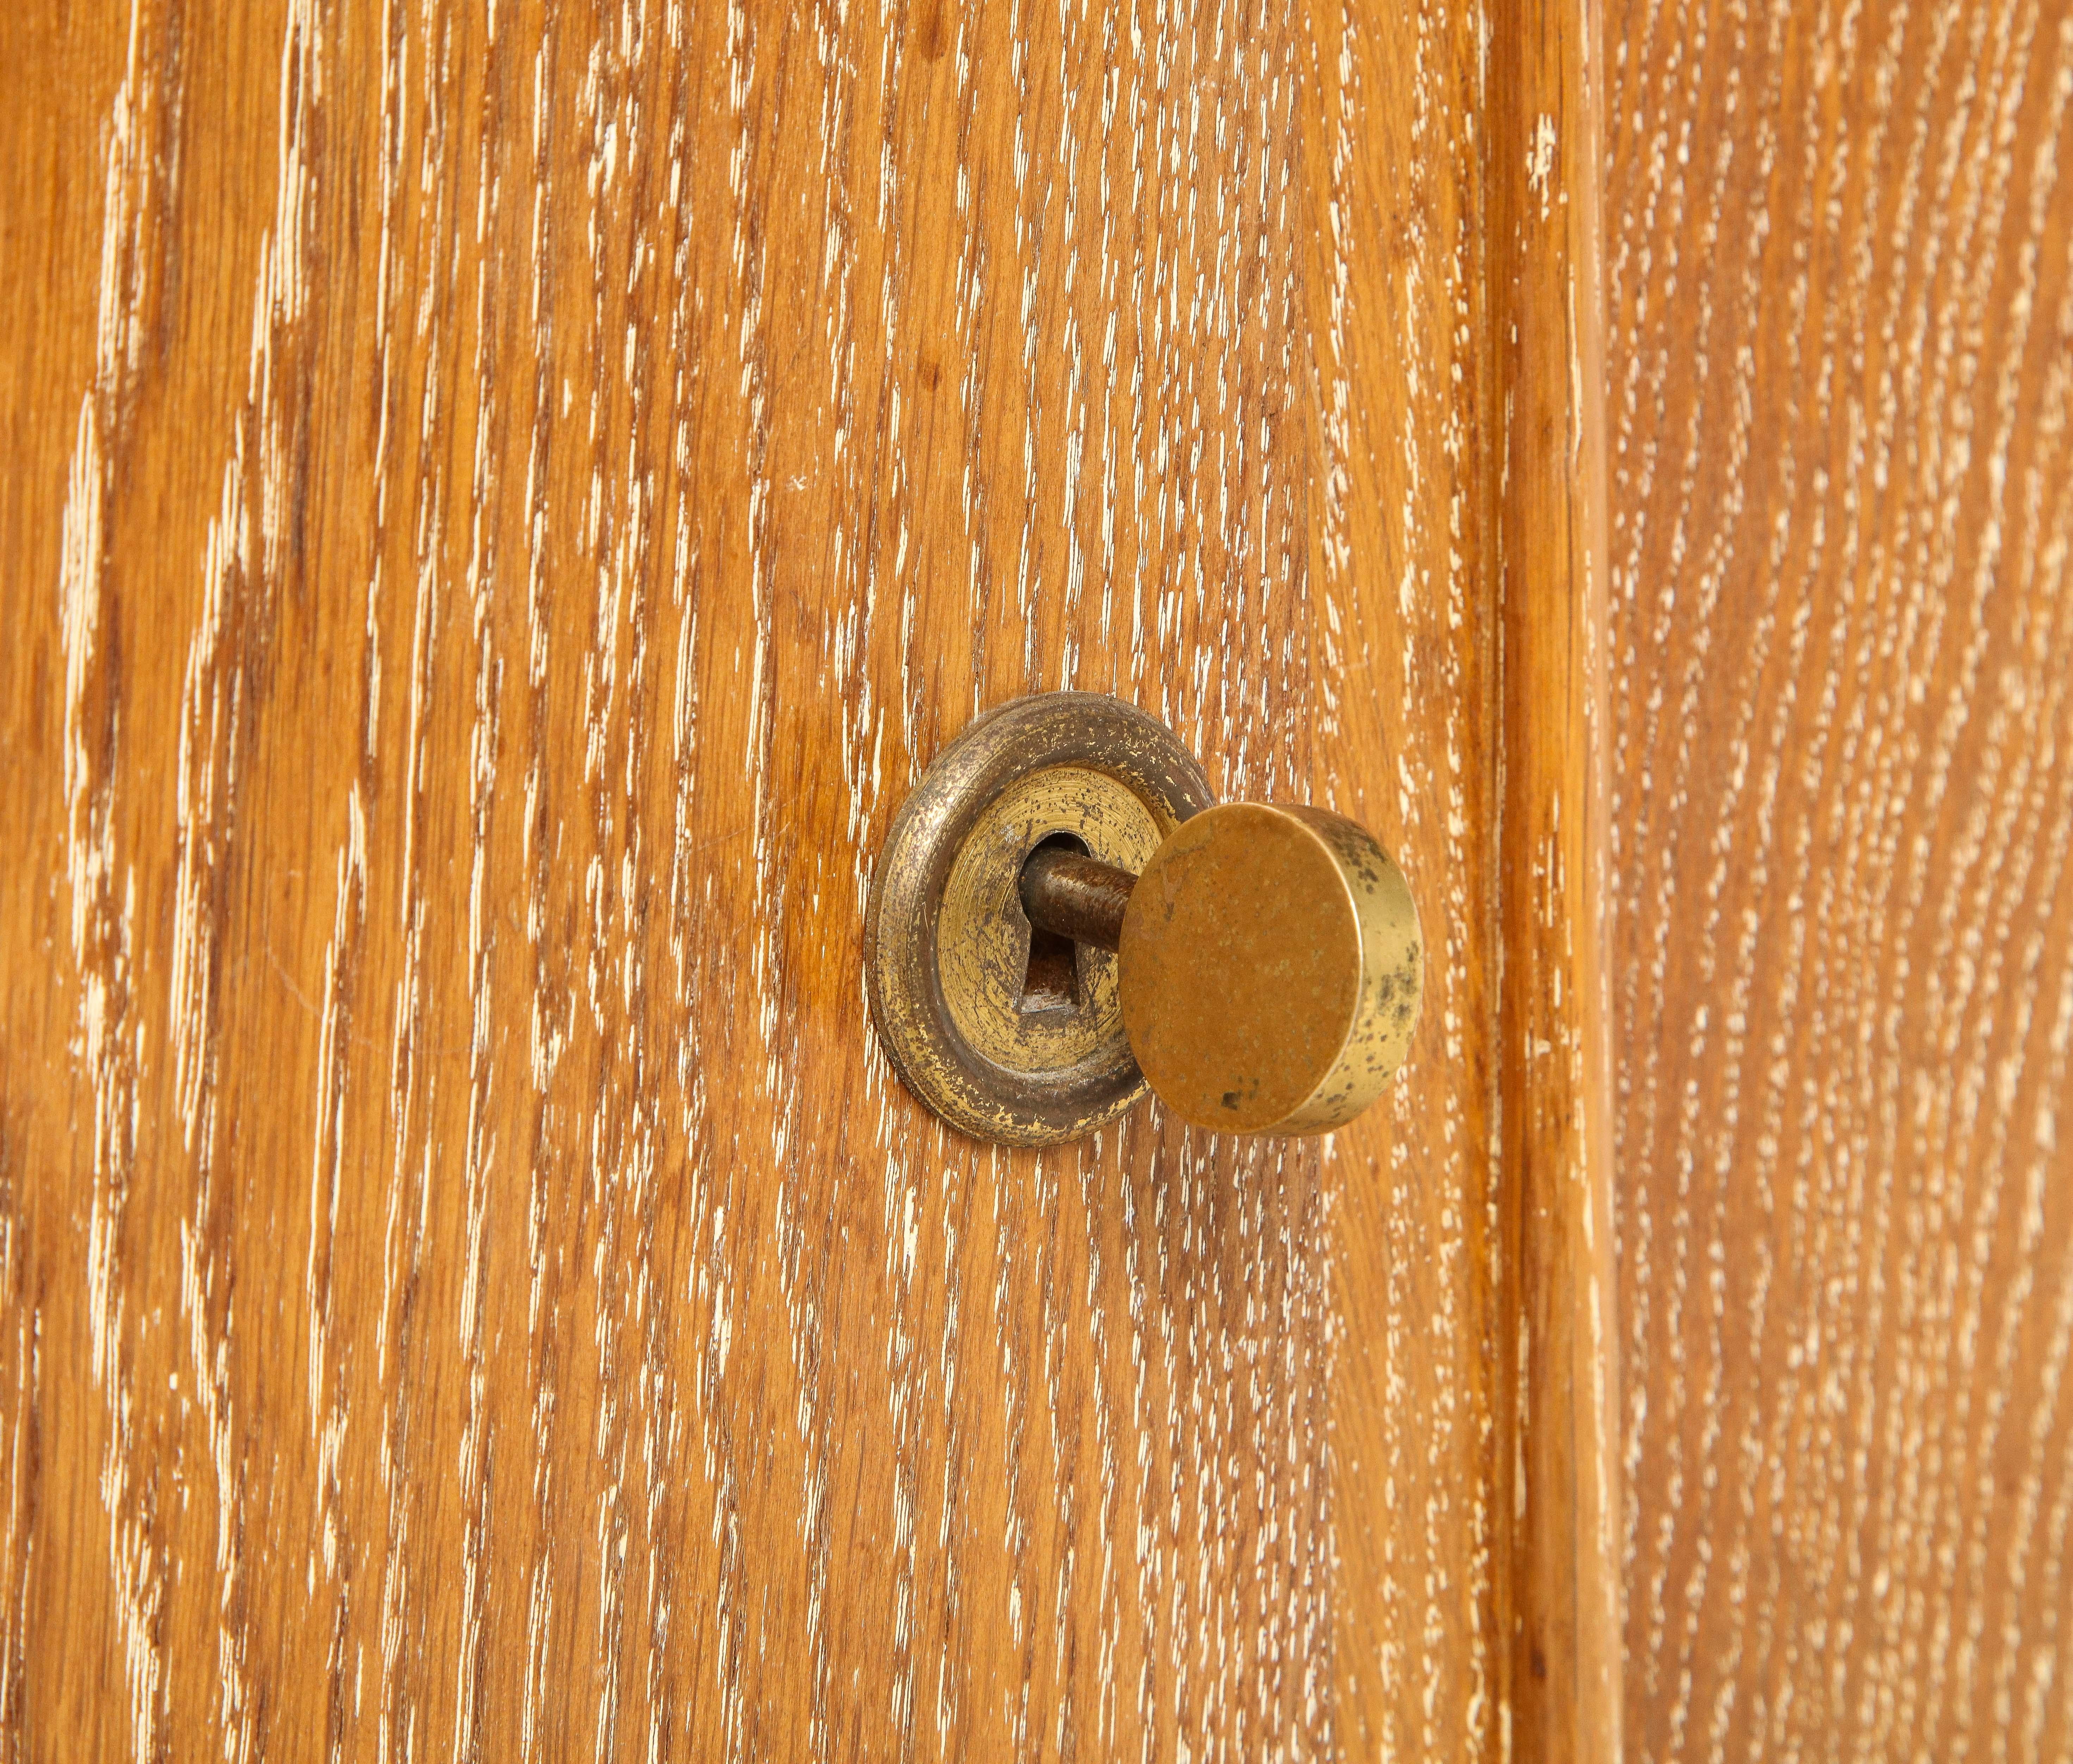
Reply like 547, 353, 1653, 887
864, 692, 1212, 1145
1117, 802, 1422, 1133
868, 696, 1422, 1145
1018, 847, 1137, 954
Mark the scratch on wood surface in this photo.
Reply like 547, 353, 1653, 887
56, 1, 176, 1754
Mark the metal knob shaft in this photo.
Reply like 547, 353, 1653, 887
1018, 846, 1134, 952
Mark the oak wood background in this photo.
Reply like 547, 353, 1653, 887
1606, 0, 2073, 1757
0, 0, 1616, 1758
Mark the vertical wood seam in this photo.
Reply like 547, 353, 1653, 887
1491, 0, 1624, 1756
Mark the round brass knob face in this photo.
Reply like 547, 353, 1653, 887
1118, 803, 1422, 1133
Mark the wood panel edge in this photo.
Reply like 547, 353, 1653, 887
1491, 0, 1624, 1756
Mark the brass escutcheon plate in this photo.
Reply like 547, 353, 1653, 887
866, 692, 1212, 1145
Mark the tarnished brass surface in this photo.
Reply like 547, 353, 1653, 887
869, 697, 1423, 1145
865, 693, 1212, 1145
937, 768, 1161, 1074
1118, 802, 1423, 1133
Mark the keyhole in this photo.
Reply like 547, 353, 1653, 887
1019, 832, 1088, 1014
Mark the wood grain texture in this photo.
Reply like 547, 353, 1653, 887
0, 0, 1627, 1757
1301, 0, 1508, 1752
1491, 0, 1625, 1756
1606, 0, 2073, 1756
1305, 0, 1623, 1752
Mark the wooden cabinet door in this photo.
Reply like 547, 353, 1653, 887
1605, 0, 2073, 1757
1, 1, 1620, 1759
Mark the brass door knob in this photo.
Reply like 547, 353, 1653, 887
867, 693, 1424, 1145
1020, 802, 1419, 1133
